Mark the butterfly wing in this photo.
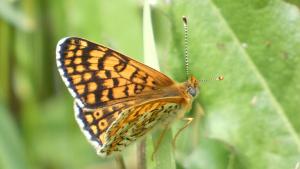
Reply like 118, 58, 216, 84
56, 37, 181, 155
99, 97, 187, 156
56, 37, 174, 108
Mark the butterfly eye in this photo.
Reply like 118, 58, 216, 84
187, 86, 197, 97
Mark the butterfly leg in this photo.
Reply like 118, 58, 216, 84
172, 117, 193, 149
151, 125, 169, 160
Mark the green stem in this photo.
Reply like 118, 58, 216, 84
142, 0, 176, 169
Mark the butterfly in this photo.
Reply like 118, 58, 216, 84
56, 37, 199, 156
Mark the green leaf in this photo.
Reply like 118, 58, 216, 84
155, 0, 300, 168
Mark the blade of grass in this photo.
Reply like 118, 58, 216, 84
142, 1, 176, 169
0, 105, 29, 169
0, 20, 10, 105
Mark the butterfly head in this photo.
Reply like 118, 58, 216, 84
186, 75, 199, 98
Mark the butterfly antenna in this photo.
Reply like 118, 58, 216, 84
200, 75, 224, 83
182, 16, 189, 78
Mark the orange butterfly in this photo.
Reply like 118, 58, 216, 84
56, 37, 199, 156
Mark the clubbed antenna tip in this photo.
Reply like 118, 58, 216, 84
182, 16, 188, 25
217, 76, 224, 80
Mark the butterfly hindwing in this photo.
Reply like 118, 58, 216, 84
98, 98, 184, 155
74, 101, 127, 149
56, 37, 174, 108
74, 85, 185, 153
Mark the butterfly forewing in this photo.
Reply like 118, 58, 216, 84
56, 37, 174, 109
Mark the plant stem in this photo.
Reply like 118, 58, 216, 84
137, 139, 146, 169
115, 154, 126, 169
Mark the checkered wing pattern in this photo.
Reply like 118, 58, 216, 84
100, 98, 183, 155
56, 37, 174, 108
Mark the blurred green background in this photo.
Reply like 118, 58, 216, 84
1, 0, 300, 169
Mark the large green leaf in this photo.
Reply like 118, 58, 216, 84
154, 0, 300, 168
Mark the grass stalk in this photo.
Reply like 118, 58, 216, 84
141, 1, 176, 169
